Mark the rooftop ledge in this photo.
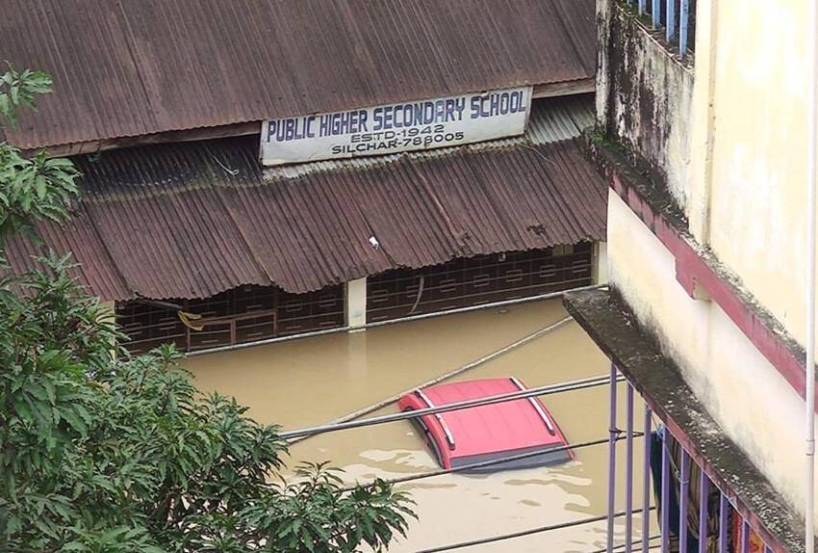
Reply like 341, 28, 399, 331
563, 288, 807, 553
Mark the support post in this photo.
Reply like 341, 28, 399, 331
680, 450, 691, 553
698, 473, 710, 553
625, 385, 635, 553
345, 277, 367, 331
666, 0, 676, 41
608, 363, 619, 553
652, 0, 661, 27
642, 408, 653, 553
679, 0, 690, 56
593, 241, 609, 285
806, 0, 818, 543
661, 430, 671, 553
719, 494, 729, 553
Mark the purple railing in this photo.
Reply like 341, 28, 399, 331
607, 364, 772, 553
628, 0, 696, 60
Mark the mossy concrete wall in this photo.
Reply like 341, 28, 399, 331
596, 0, 818, 523
596, 0, 694, 214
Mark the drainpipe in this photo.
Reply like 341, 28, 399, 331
807, 0, 818, 549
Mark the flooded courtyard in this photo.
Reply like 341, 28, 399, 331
184, 299, 649, 552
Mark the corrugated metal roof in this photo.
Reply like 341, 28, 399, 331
5, 97, 606, 300
2, 0, 595, 151
4, 204, 131, 300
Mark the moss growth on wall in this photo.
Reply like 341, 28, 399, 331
600, 0, 695, 213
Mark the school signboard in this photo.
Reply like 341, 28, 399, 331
260, 86, 532, 166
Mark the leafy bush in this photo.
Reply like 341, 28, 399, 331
0, 68, 413, 553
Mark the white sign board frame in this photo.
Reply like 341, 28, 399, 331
260, 86, 532, 166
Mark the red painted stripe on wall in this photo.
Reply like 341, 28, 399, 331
609, 169, 811, 406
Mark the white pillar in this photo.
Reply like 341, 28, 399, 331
345, 277, 367, 331
592, 241, 609, 285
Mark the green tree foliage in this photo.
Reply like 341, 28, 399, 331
0, 69, 79, 242
0, 68, 414, 553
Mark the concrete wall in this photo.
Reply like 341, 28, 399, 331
597, 1, 695, 212
608, 191, 815, 519
599, 0, 818, 520
700, 0, 816, 347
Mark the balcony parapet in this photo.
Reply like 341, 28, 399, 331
596, 0, 695, 213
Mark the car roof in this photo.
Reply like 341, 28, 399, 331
422, 378, 568, 459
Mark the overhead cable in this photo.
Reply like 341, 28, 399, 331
413, 507, 656, 553
281, 374, 626, 440
344, 431, 645, 490
287, 315, 573, 445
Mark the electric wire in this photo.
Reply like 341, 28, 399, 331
275, 358, 638, 551
286, 315, 573, 445
237, 299, 636, 552
413, 507, 656, 553
343, 431, 645, 491
281, 374, 626, 440
584, 535, 662, 553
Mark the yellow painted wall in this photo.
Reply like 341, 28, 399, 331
689, 0, 815, 345
608, 192, 815, 519
604, 0, 818, 524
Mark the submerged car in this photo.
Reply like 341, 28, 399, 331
398, 377, 572, 473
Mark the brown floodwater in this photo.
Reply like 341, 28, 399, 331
184, 299, 651, 552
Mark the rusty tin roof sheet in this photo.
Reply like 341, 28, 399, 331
5, 96, 606, 300
2, 0, 595, 151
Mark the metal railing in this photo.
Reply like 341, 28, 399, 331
628, 0, 696, 60
607, 365, 776, 553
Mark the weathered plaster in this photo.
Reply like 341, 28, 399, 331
593, 0, 818, 536
601, 0, 817, 348
686, 0, 718, 243
595, 0, 614, 128
607, 191, 818, 524
704, 0, 815, 347
599, 1, 694, 213
587, 136, 809, 408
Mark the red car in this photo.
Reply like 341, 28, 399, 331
398, 378, 573, 473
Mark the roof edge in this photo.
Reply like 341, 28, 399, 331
22, 81, 595, 159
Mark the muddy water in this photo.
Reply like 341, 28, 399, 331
185, 299, 651, 552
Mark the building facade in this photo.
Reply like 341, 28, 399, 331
568, 1, 817, 552
2, 0, 608, 356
